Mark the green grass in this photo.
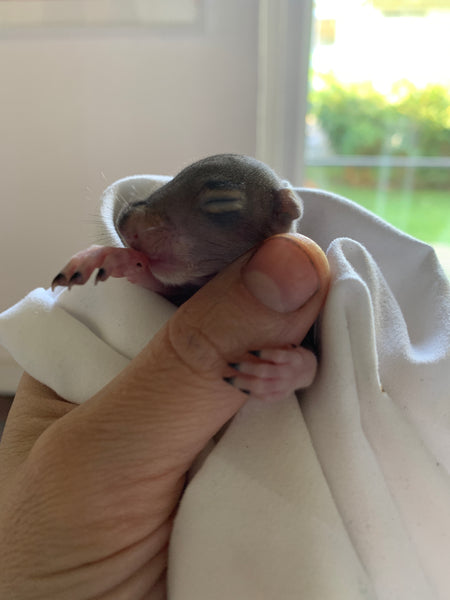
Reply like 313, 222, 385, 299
305, 166, 450, 245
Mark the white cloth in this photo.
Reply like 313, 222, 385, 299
1, 176, 449, 599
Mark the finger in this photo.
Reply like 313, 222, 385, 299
57, 234, 329, 476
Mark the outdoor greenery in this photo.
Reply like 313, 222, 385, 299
305, 77, 449, 246
308, 77, 450, 189
305, 166, 450, 244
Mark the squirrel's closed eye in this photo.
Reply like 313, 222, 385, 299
201, 197, 245, 214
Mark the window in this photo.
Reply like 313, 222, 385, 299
304, 0, 450, 274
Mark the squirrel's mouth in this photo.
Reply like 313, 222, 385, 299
145, 255, 193, 287
147, 254, 216, 288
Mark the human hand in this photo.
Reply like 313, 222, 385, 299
0, 234, 330, 599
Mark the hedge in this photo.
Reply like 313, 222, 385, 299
308, 76, 450, 189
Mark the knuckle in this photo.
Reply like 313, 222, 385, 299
166, 312, 224, 378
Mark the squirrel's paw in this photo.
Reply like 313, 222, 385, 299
224, 346, 317, 402
51, 245, 156, 291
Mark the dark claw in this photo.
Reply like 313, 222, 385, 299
68, 271, 83, 289
228, 362, 240, 370
249, 350, 261, 358
51, 273, 67, 291
301, 324, 317, 352
95, 268, 108, 285
223, 377, 251, 396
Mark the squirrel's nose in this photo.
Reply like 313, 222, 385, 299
118, 205, 166, 246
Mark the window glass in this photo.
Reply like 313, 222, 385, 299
305, 0, 450, 275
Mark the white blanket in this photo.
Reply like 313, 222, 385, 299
1, 176, 449, 599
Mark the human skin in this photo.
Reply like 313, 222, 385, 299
0, 234, 329, 599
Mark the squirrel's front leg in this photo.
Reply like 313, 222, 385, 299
51, 245, 166, 293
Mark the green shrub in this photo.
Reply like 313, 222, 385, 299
310, 78, 392, 155
309, 76, 450, 189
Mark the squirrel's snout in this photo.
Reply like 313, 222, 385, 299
118, 205, 168, 250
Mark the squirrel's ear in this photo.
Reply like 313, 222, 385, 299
271, 188, 303, 233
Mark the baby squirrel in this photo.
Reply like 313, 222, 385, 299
51, 154, 316, 400
52, 154, 302, 304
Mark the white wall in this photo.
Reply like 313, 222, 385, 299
0, 0, 260, 391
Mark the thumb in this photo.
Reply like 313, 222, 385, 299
70, 233, 329, 475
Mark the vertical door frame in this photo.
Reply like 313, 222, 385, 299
256, 0, 313, 185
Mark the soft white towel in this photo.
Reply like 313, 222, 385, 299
1, 176, 449, 599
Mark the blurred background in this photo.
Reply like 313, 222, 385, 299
305, 0, 450, 272
0, 0, 449, 397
